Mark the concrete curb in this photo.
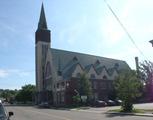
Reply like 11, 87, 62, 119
71, 109, 153, 117
70, 109, 101, 113
106, 112, 153, 117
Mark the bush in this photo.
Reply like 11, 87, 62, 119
72, 95, 81, 106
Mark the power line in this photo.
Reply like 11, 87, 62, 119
103, 0, 148, 60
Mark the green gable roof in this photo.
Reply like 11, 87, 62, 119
50, 48, 130, 79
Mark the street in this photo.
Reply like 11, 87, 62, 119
6, 104, 153, 120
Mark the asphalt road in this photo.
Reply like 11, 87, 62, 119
6, 105, 153, 120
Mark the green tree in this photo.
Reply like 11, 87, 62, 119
78, 73, 92, 97
72, 95, 81, 106
140, 61, 153, 101
115, 70, 142, 112
0, 89, 17, 102
15, 84, 35, 103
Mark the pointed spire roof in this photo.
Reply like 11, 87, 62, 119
38, 3, 48, 29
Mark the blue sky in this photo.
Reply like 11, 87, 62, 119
0, 0, 153, 89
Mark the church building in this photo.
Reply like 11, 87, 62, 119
35, 4, 130, 106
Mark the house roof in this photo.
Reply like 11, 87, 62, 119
51, 48, 130, 79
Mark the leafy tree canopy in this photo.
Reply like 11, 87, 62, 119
115, 70, 142, 112
140, 61, 153, 101
78, 73, 92, 97
15, 84, 35, 103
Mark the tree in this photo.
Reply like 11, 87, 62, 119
72, 95, 81, 106
115, 70, 142, 112
0, 89, 17, 102
78, 73, 92, 98
140, 61, 153, 101
15, 84, 35, 103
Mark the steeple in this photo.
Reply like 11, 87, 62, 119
38, 3, 48, 29
35, 3, 50, 44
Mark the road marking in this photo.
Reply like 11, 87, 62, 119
16, 108, 71, 120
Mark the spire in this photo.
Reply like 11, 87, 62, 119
38, 3, 48, 29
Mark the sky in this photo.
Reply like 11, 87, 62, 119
0, 0, 153, 89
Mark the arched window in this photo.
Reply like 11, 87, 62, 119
45, 62, 51, 77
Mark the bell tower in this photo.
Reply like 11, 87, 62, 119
35, 3, 51, 103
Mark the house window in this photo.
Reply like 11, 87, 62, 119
57, 92, 60, 103
94, 60, 100, 67
103, 75, 107, 80
61, 92, 65, 102
58, 71, 62, 76
114, 63, 119, 68
100, 82, 107, 89
90, 74, 95, 79
93, 82, 97, 89
94, 93, 98, 100
61, 82, 65, 88
76, 73, 81, 78
57, 83, 59, 89
108, 83, 113, 89
73, 56, 78, 61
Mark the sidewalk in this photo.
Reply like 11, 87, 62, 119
71, 106, 120, 113
70, 105, 153, 117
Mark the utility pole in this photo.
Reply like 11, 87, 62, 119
135, 57, 140, 79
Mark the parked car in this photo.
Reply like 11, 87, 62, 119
107, 100, 116, 106
38, 102, 50, 108
115, 99, 122, 105
0, 101, 14, 120
94, 100, 107, 107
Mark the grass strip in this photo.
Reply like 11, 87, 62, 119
109, 108, 146, 113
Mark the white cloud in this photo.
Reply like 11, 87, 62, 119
0, 69, 31, 78
0, 69, 9, 78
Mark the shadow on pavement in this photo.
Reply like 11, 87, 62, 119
35, 105, 91, 111
105, 113, 130, 118
4, 104, 34, 107
34, 106, 72, 111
